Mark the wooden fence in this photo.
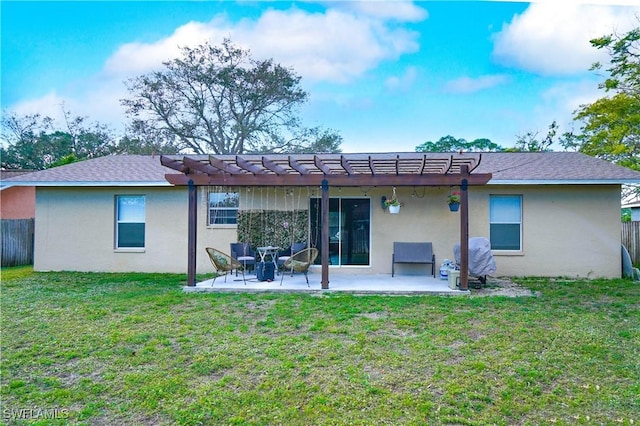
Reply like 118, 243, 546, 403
622, 221, 640, 266
1, 219, 34, 267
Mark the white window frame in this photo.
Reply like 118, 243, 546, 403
115, 195, 146, 249
489, 194, 522, 252
208, 191, 239, 226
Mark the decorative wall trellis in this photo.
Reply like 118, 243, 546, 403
237, 210, 309, 250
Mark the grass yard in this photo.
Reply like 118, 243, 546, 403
1, 267, 639, 425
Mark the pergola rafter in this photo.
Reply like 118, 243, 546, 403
160, 153, 492, 291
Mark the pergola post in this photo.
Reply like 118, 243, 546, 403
321, 179, 330, 289
187, 179, 197, 287
459, 173, 469, 290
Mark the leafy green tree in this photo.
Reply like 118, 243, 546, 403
571, 94, 639, 171
1, 112, 53, 169
565, 26, 640, 172
415, 135, 504, 152
1, 110, 117, 170
122, 39, 341, 154
591, 27, 640, 96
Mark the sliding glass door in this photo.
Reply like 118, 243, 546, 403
310, 197, 370, 266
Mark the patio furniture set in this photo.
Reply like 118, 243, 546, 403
205, 242, 318, 287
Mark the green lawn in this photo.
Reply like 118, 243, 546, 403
1, 267, 638, 425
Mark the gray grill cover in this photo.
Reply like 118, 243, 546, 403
453, 237, 497, 277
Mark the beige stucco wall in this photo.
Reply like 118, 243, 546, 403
302, 184, 622, 279
34, 184, 622, 279
35, 187, 189, 273
472, 184, 622, 278
34, 186, 242, 275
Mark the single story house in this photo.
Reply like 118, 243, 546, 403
4, 152, 640, 288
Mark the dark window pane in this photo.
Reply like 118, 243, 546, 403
118, 223, 145, 248
310, 197, 370, 266
208, 192, 239, 225
490, 224, 520, 250
209, 193, 239, 208
209, 209, 237, 225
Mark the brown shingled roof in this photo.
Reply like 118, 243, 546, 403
1, 169, 36, 180
1, 155, 173, 186
2, 152, 640, 186
476, 152, 640, 182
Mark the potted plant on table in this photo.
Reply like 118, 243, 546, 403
447, 191, 461, 212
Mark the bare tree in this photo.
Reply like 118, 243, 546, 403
122, 39, 339, 154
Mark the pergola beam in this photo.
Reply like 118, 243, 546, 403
184, 157, 219, 176
368, 156, 377, 175
236, 156, 266, 175
341, 155, 355, 175
209, 156, 244, 174
262, 157, 288, 174
165, 173, 492, 187
289, 157, 311, 175
314, 156, 332, 175
161, 156, 189, 173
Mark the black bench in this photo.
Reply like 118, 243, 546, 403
392, 242, 436, 277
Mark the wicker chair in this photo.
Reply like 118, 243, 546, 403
205, 247, 244, 284
277, 242, 307, 271
280, 247, 319, 286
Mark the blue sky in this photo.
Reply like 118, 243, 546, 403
2, 1, 639, 153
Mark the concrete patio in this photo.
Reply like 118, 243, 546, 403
184, 267, 471, 295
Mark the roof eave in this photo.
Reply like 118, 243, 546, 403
488, 179, 639, 185
2, 181, 174, 187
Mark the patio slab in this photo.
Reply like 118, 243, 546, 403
184, 270, 471, 295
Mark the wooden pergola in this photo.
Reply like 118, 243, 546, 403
161, 153, 492, 290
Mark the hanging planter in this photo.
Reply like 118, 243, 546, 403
388, 204, 401, 214
384, 187, 402, 214
447, 191, 461, 212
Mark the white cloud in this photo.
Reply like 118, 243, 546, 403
338, 1, 428, 22
103, 6, 423, 84
502, 78, 602, 150
385, 66, 419, 91
103, 18, 231, 78
237, 8, 422, 83
11, 92, 69, 123
443, 74, 510, 94
11, 80, 132, 132
492, 3, 640, 75
540, 79, 602, 115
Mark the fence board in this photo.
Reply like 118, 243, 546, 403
1, 219, 34, 267
622, 221, 640, 266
